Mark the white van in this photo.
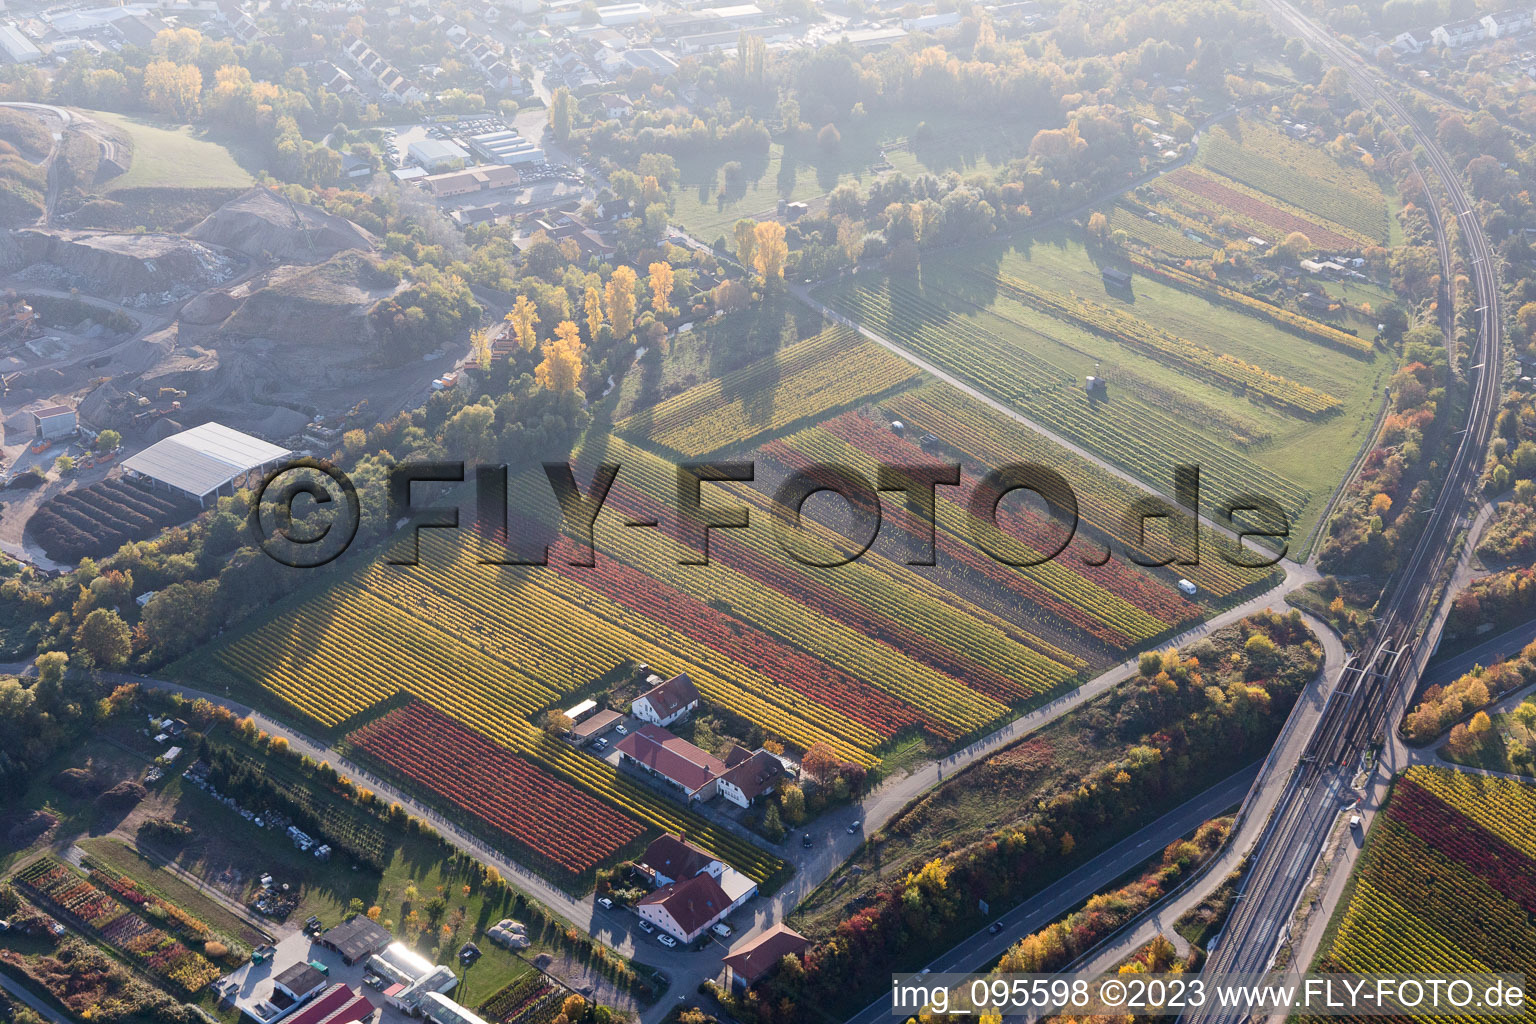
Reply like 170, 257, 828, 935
1177, 579, 1197, 596
711, 923, 732, 938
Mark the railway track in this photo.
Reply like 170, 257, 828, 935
1183, 3, 1504, 1017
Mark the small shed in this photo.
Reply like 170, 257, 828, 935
1101, 267, 1132, 288
31, 405, 77, 440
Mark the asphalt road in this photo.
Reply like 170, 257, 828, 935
0, 969, 67, 1024
840, 766, 1263, 1024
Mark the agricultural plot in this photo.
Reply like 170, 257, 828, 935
1195, 118, 1392, 245
348, 702, 647, 878
819, 231, 1393, 542
201, 308, 1291, 888
481, 972, 568, 1023
615, 326, 921, 456
1153, 167, 1366, 251
29, 480, 200, 563
1311, 767, 1536, 1000
14, 856, 223, 995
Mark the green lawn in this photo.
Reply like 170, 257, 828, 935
672, 109, 1044, 245
84, 109, 253, 192
833, 230, 1393, 546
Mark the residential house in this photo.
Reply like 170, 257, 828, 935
1481, 7, 1532, 37
637, 834, 723, 886
631, 672, 701, 727
721, 924, 809, 993
1431, 16, 1486, 46
716, 747, 784, 808
636, 871, 732, 942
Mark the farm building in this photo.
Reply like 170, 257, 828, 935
271, 962, 329, 1008
631, 672, 700, 726
615, 724, 724, 801
636, 871, 732, 942
422, 992, 494, 1024
318, 916, 392, 965
282, 983, 376, 1024
570, 708, 621, 741
565, 698, 599, 723
30, 404, 77, 440
722, 924, 809, 992
121, 421, 291, 506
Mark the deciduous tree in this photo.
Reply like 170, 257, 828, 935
605, 266, 637, 339
753, 220, 788, 282
648, 261, 674, 316
536, 321, 585, 393
506, 295, 539, 353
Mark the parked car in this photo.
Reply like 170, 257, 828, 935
846, 820, 861, 834
615, 723, 627, 735
711, 923, 732, 938
801, 832, 812, 848
597, 897, 614, 910
658, 933, 677, 948
637, 919, 655, 934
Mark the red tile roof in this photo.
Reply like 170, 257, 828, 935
283, 983, 376, 1024
638, 872, 730, 936
722, 924, 809, 985
720, 750, 783, 801
636, 673, 700, 719
615, 724, 724, 792
639, 835, 716, 880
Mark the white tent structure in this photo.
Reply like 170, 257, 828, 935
121, 421, 290, 506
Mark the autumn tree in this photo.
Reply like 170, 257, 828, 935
1086, 210, 1110, 245
583, 284, 605, 341
505, 294, 539, 352
1516, 301, 1536, 342
535, 321, 585, 393
1278, 231, 1312, 259
76, 608, 131, 669
648, 261, 675, 316
801, 742, 840, 782
713, 278, 750, 313
469, 326, 491, 371
143, 60, 203, 119
733, 218, 757, 269
605, 265, 638, 339
753, 220, 788, 282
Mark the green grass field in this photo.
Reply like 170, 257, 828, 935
820, 231, 1393, 546
85, 109, 252, 192
672, 109, 1042, 245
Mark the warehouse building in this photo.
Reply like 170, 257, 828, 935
467, 130, 545, 165
423, 164, 519, 197
120, 421, 291, 507
408, 138, 471, 172
0, 24, 42, 63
